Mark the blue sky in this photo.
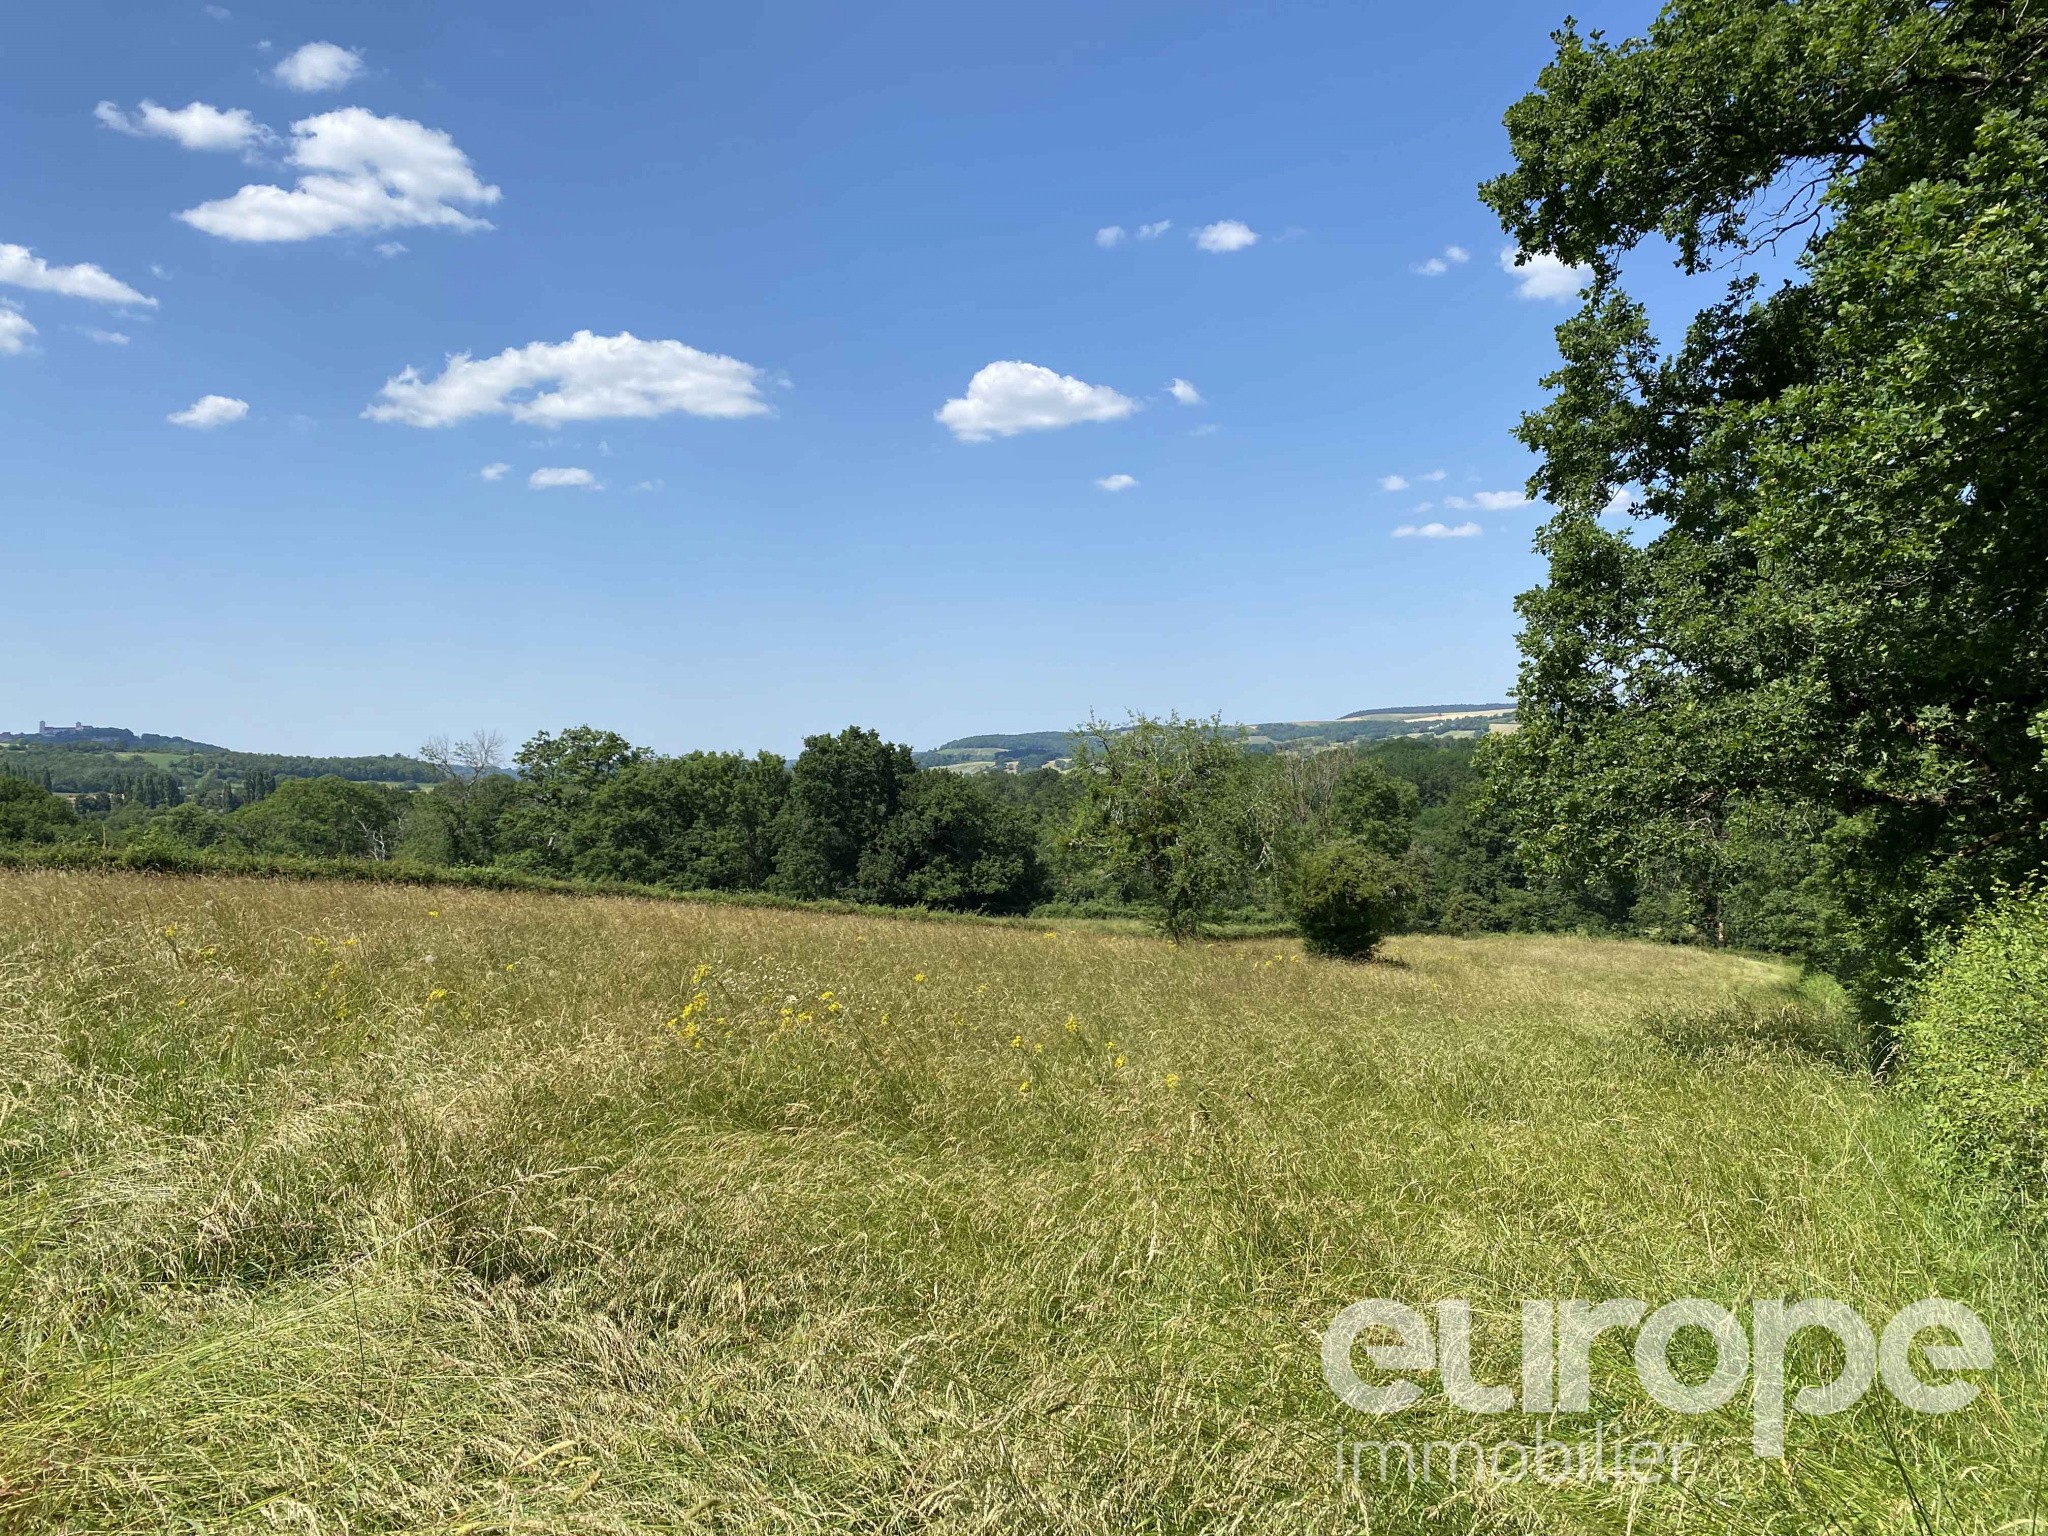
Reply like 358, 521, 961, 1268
1, 0, 1671, 757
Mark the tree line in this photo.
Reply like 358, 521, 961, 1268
0, 715, 1846, 960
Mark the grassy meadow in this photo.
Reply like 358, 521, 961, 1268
0, 871, 2041, 1533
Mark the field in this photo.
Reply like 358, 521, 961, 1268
0, 873, 2041, 1533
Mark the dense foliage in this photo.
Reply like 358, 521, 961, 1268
1482, 0, 2048, 1014
1901, 888, 2048, 1211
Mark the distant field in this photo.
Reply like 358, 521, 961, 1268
0, 873, 2039, 1532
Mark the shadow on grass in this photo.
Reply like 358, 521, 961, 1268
1641, 991, 1870, 1074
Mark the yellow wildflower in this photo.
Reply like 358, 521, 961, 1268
692, 963, 713, 985
1017, 1080, 1031, 1095
1010, 1034, 1023, 1050
912, 972, 927, 984
1164, 1072, 1181, 1090
1114, 1054, 1127, 1070
1064, 1015, 1079, 1034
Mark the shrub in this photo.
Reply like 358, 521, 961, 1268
1288, 838, 1413, 959
1900, 888, 2048, 1207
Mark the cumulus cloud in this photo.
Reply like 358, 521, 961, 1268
273, 41, 364, 92
168, 394, 249, 428
1411, 244, 1472, 277
1421, 468, 1446, 481
179, 108, 500, 242
1379, 474, 1408, 492
95, 99, 273, 153
479, 462, 510, 481
1095, 473, 1137, 492
1444, 489, 1531, 511
1166, 377, 1201, 405
1194, 219, 1258, 253
84, 328, 130, 345
1095, 225, 1126, 248
630, 478, 664, 492
936, 360, 1136, 442
1501, 246, 1592, 302
0, 305, 35, 355
0, 244, 156, 307
374, 241, 407, 258
529, 466, 598, 490
1137, 220, 1172, 239
1393, 521, 1480, 539
365, 329, 772, 428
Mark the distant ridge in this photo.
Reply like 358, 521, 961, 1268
1340, 702, 1514, 719
917, 702, 1517, 773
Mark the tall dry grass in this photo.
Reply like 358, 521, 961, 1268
0, 871, 2039, 1533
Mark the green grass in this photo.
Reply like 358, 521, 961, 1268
0, 871, 2040, 1532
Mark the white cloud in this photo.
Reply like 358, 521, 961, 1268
631, 478, 664, 492
1412, 244, 1472, 277
1194, 219, 1258, 253
0, 244, 156, 307
168, 394, 249, 428
180, 108, 500, 242
1166, 377, 1201, 405
273, 41, 364, 92
1413, 501, 1434, 514
1393, 521, 1480, 539
530, 466, 598, 490
1602, 487, 1636, 517
936, 360, 1136, 442
479, 462, 510, 481
150, 263, 172, 280
1137, 220, 1172, 240
95, 99, 273, 154
1444, 489, 1531, 511
1501, 246, 1592, 302
84, 328, 130, 345
1421, 469, 1446, 481
204, 4, 231, 17
1189, 422, 1220, 437
1379, 474, 1408, 492
1095, 473, 1138, 492
1095, 225, 1126, 248
365, 329, 772, 428
374, 241, 407, 258
0, 305, 35, 355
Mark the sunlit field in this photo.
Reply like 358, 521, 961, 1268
0, 872, 2040, 1533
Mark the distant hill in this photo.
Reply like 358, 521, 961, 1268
0, 723, 438, 794
0, 722, 229, 752
916, 703, 1517, 773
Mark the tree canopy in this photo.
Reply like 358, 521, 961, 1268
1482, 0, 2048, 1009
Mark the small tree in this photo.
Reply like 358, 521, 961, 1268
1067, 714, 1262, 940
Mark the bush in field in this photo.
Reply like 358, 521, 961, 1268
1288, 837, 1414, 959
1901, 889, 2048, 1208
